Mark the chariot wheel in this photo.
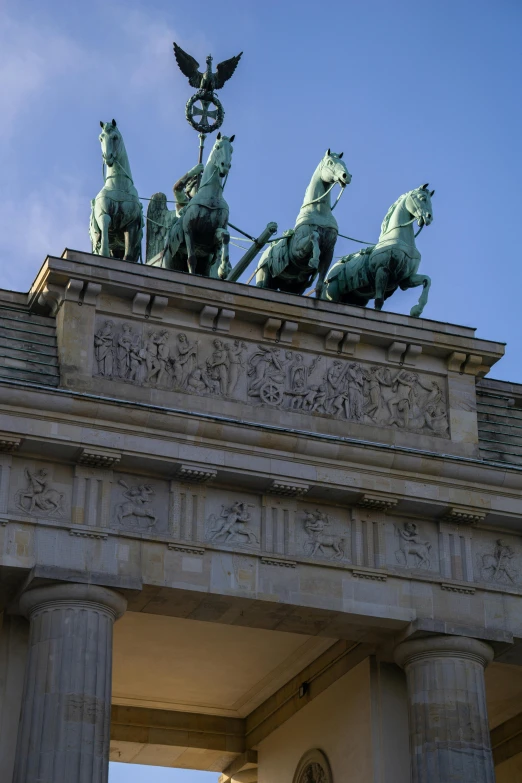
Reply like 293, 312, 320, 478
260, 381, 284, 406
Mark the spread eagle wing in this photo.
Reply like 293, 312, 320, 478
214, 51, 243, 89
173, 42, 203, 89
146, 193, 177, 263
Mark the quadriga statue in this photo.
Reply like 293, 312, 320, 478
255, 150, 351, 297
322, 184, 435, 317
147, 132, 235, 278
90, 120, 143, 262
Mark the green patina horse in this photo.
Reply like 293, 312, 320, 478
90, 120, 143, 262
255, 150, 351, 297
155, 133, 235, 278
322, 184, 435, 317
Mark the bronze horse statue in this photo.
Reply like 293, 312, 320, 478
150, 133, 235, 278
255, 150, 351, 296
90, 120, 143, 262
322, 184, 434, 317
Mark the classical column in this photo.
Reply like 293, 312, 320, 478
394, 635, 495, 783
13, 583, 127, 783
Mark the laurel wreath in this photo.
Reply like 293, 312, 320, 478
185, 92, 225, 134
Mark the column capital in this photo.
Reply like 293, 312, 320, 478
394, 634, 494, 670
19, 582, 127, 621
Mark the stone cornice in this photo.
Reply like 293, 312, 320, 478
29, 251, 504, 368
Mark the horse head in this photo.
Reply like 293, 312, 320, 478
208, 132, 235, 178
406, 183, 435, 227
99, 119, 122, 167
321, 149, 352, 188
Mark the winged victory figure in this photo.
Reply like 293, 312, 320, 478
173, 43, 243, 97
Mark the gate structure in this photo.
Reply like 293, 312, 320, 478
0, 249, 521, 782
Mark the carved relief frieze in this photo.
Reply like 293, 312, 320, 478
206, 500, 260, 548
92, 317, 450, 436
13, 466, 68, 518
479, 538, 519, 585
301, 508, 348, 561
111, 476, 168, 533
394, 522, 433, 570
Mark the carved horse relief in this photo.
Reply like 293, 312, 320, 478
150, 133, 235, 278
90, 120, 143, 262
255, 150, 351, 296
323, 184, 434, 316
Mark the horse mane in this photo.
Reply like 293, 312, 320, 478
380, 190, 413, 236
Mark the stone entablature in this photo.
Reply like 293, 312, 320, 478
26, 250, 505, 459
2, 453, 522, 603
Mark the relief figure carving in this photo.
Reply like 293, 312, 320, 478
248, 346, 286, 406
94, 320, 115, 377
93, 320, 449, 436
116, 479, 157, 529
144, 330, 170, 386
481, 539, 518, 584
16, 468, 65, 516
171, 333, 199, 389
225, 340, 247, 395
303, 509, 345, 560
205, 338, 229, 395
395, 522, 431, 569
207, 501, 259, 546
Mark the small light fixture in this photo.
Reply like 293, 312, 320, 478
298, 681, 309, 699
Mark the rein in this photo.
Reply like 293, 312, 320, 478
301, 181, 341, 210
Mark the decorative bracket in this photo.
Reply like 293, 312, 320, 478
200, 305, 235, 332
441, 506, 486, 526
175, 463, 217, 483
168, 542, 205, 555
355, 493, 398, 512
352, 568, 387, 582
77, 447, 121, 469
132, 293, 168, 319
267, 479, 310, 497
261, 556, 297, 568
0, 433, 22, 452
263, 318, 297, 343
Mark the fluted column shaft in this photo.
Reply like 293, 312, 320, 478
394, 635, 495, 783
13, 583, 126, 783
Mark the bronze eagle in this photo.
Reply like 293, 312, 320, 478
173, 42, 242, 94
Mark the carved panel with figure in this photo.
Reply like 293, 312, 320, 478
10, 462, 72, 520
110, 474, 169, 533
93, 318, 449, 437
297, 505, 350, 562
205, 490, 261, 550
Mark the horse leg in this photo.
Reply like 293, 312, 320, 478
215, 228, 231, 279
316, 241, 335, 299
184, 226, 197, 274
403, 274, 432, 318
98, 214, 111, 258
374, 267, 390, 310
124, 222, 141, 263
255, 259, 272, 289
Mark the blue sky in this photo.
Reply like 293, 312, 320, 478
0, 0, 520, 772
0, 0, 520, 384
